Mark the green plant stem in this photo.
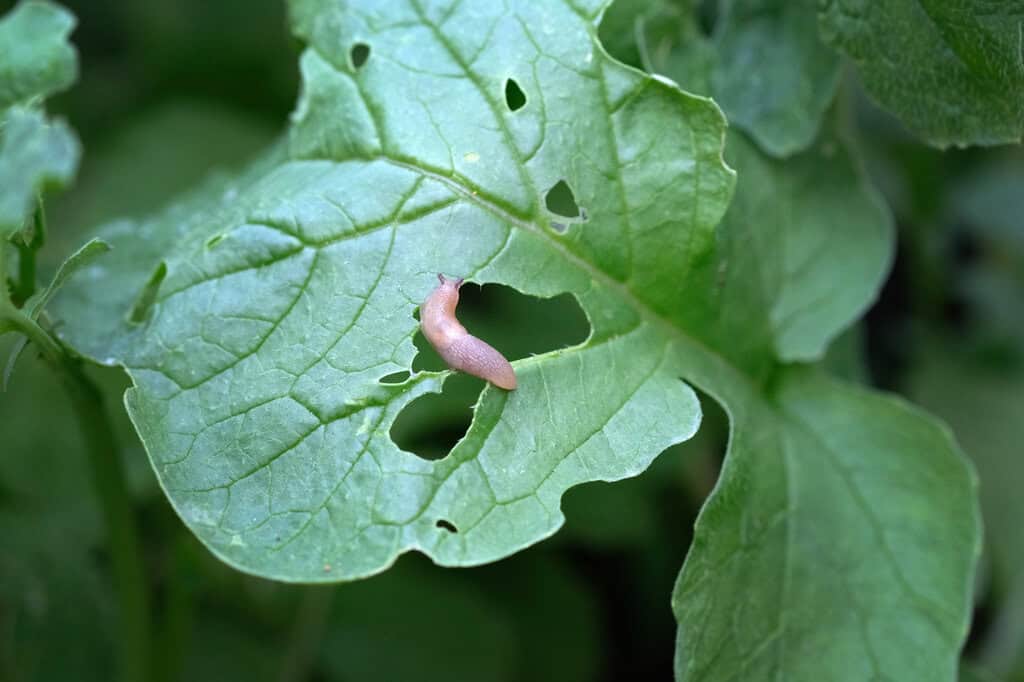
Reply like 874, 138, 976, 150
1, 246, 151, 680
13, 241, 36, 306
60, 358, 151, 682
10, 202, 45, 306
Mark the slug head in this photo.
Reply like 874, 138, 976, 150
437, 273, 464, 289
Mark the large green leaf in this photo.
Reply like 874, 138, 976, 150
0, 0, 79, 238
672, 367, 978, 681
604, 2, 978, 678
694, 129, 892, 365
56, 0, 729, 581
52, 1, 980, 678
707, 0, 840, 156
818, 0, 1024, 148
610, 2, 892, 366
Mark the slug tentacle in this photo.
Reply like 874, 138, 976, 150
420, 274, 517, 390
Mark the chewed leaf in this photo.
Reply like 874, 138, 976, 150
51, 1, 981, 675
54, 0, 732, 581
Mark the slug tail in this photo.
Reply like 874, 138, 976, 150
443, 334, 517, 391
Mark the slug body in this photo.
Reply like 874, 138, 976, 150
421, 274, 517, 390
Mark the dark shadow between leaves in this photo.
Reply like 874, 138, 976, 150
560, 385, 728, 550
390, 283, 590, 461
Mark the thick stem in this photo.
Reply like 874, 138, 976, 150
60, 359, 151, 682
1, 237, 151, 680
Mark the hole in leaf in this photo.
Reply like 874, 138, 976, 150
379, 370, 411, 385
395, 283, 590, 461
390, 373, 483, 460
504, 78, 526, 111
412, 282, 589, 371
435, 519, 459, 533
350, 43, 370, 69
129, 261, 167, 324
545, 180, 580, 219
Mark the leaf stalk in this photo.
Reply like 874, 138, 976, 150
0, 239, 152, 682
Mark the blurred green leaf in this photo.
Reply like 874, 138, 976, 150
0, 106, 79, 239
952, 156, 1024, 249
602, 0, 840, 157
0, 335, 138, 681
0, 0, 76, 108
818, 1, 1024, 148
49, 101, 279, 247
960, 661, 1000, 682
706, 0, 840, 156
319, 562, 517, 682
0, 1, 79, 239
317, 552, 600, 682
909, 343, 1024, 678
704, 130, 893, 364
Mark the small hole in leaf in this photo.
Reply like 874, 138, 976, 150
351, 43, 370, 69
504, 78, 526, 111
545, 180, 580, 219
379, 370, 411, 384
435, 519, 458, 533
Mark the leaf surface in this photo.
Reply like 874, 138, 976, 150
51, 3, 981, 679
818, 0, 1024, 147
672, 367, 978, 681
0, 1, 79, 238
56, 0, 731, 581
708, 0, 840, 156
601, 0, 840, 157
602, 2, 980, 679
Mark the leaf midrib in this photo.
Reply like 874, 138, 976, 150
374, 154, 755, 393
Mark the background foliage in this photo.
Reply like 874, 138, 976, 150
1, 0, 1022, 680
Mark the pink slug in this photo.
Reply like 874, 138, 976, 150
420, 274, 517, 390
